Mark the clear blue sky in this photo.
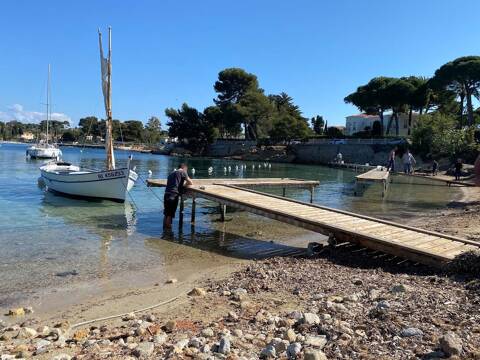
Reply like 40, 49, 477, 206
0, 0, 479, 127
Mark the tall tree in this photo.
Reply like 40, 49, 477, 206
383, 78, 415, 135
311, 115, 325, 134
166, 103, 216, 153
344, 77, 396, 135
145, 116, 162, 144
432, 56, 480, 126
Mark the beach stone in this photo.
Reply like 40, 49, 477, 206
72, 328, 89, 341
188, 287, 206, 296
153, 333, 168, 345
201, 343, 211, 353
24, 306, 34, 314
353, 279, 363, 286
133, 341, 154, 358
260, 344, 276, 358
17, 327, 37, 339
289, 310, 303, 321
123, 312, 136, 321
400, 327, 424, 337
188, 337, 202, 348
175, 338, 189, 350
7, 308, 25, 316
376, 300, 390, 310
285, 328, 296, 342
35, 339, 51, 350
304, 349, 328, 360
327, 295, 343, 303
52, 355, 71, 360
1, 355, 16, 360
164, 320, 177, 332
201, 328, 215, 338
287, 342, 302, 359
304, 335, 327, 349
368, 289, 382, 300
344, 294, 359, 302
439, 332, 463, 356
166, 278, 178, 284
232, 329, 243, 337
37, 325, 50, 336
269, 337, 288, 353
218, 336, 231, 354
391, 284, 409, 293
301, 312, 320, 325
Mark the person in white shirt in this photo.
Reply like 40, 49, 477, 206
402, 150, 416, 174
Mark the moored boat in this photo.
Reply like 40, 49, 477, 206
40, 27, 137, 202
26, 65, 62, 160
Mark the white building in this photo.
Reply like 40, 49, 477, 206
345, 113, 418, 137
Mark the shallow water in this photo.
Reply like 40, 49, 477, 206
0, 143, 460, 309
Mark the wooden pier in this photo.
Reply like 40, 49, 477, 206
147, 177, 479, 267
355, 168, 390, 197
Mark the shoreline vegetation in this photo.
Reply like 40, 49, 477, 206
1, 187, 480, 359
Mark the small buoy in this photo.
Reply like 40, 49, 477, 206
235, 165, 239, 171
228, 166, 231, 172
192, 168, 196, 176
223, 167, 227, 173
252, 165, 255, 170
148, 170, 153, 178
133, 166, 137, 171
258, 164, 262, 169
268, 164, 271, 169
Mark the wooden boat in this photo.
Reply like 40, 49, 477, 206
40, 28, 137, 202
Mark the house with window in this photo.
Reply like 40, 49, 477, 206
345, 113, 418, 137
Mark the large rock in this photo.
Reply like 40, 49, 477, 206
304, 349, 328, 360
439, 332, 463, 356
133, 342, 154, 358
304, 335, 327, 349
260, 344, 276, 358
301, 312, 320, 325
17, 327, 37, 339
284, 328, 296, 342
218, 336, 231, 354
52, 355, 71, 360
287, 342, 302, 359
188, 287, 206, 296
201, 328, 214, 338
400, 327, 423, 337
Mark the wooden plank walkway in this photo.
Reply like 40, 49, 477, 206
177, 183, 479, 267
395, 172, 476, 187
355, 168, 390, 198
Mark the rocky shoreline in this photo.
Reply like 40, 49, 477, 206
2, 196, 480, 359
2, 250, 480, 359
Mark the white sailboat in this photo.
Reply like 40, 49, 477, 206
26, 64, 62, 160
40, 27, 138, 202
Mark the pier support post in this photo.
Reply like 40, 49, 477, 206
191, 195, 196, 225
179, 195, 184, 228
282, 187, 286, 197
220, 204, 226, 222
310, 186, 314, 203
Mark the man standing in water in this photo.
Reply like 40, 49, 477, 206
402, 149, 416, 174
387, 146, 397, 172
163, 164, 193, 229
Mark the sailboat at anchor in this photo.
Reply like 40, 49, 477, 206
40, 27, 138, 202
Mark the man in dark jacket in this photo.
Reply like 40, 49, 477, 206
163, 164, 193, 229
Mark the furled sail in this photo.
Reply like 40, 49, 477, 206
98, 27, 115, 170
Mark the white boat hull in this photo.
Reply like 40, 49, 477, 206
40, 164, 138, 202
27, 146, 62, 159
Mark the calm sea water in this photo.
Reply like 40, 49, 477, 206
0, 143, 459, 308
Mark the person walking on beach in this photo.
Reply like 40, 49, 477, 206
402, 149, 416, 174
387, 147, 397, 172
163, 164, 193, 229
454, 158, 463, 181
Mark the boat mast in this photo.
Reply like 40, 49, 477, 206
46, 64, 51, 145
99, 27, 115, 170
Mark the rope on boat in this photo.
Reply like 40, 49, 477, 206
70, 293, 183, 329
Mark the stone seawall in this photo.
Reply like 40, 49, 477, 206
293, 143, 397, 166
